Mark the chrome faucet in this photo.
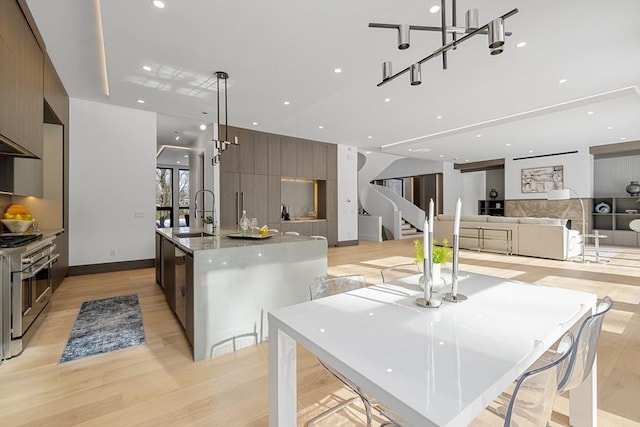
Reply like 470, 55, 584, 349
194, 189, 215, 227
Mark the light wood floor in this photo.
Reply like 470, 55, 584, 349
0, 240, 638, 426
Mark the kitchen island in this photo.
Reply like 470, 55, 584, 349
155, 228, 327, 361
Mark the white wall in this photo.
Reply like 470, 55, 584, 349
461, 171, 486, 215
442, 162, 462, 214
189, 125, 216, 228
505, 149, 593, 199
337, 145, 358, 242
69, 99, 157, 265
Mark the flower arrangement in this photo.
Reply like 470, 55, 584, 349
414, 238, 453, 265
203, 216, 214, 224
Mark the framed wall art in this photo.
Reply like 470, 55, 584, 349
521, 165, 564, 193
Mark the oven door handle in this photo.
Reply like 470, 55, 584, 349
21, 253, 60, 280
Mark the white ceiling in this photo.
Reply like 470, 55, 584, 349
27, 0, 640, 166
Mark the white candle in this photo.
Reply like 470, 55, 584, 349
428, 199, 434, 233
453, 198, 462, 236
423, 218, 429, 261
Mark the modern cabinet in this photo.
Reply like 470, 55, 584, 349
295, 139, 313, 178
174, 246, 192, 342
591, 196, 640, 247
161, 237, 176, 311
156, 234, 193, 345
280, 137, 297, 177
220, 172, 268, 228
0, 0, 43, 158
219, 126, 338, 244
478, 200, 505, 216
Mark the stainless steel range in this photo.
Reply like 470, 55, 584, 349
0, 234, 58, 359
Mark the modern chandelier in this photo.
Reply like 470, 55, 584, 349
212, 71, 238, 165
369, 0, 519, 86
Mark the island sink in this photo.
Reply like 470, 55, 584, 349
173, 232, 214, 238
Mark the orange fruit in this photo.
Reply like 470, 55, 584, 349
6, 204, 30, 216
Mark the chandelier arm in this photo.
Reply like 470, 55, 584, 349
376, 7, 518, 87
372, 24, 512, 37
440, 0, 447, 69
451, 0, 458, 45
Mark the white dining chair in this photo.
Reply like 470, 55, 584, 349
556, 296, 613, 394
502, 332, 574, 427
284, 231, 299, 236
307, 275, 402, 427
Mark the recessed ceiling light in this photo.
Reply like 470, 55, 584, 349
365, 151, 371, 154
528, 150, 534, 153
252, 122, 258, 126
175, 136, 180, 140
142, 65, 151, 71
465, 159, 470, 162
408, 148, 413, 151
137, 99, 145, 104
176, 161, 181, 164
620, 137, 627, 140
318, 125, 324, 129
587, 111, 594, 115
283, 101, 290, 105
606, 126, 613, 130
152, 0, 165, 9
334, 68, 342, 73
184, 155, 188, 158
559, 78, 568, 84
367, 136, 372, 139
436, 115, 443, 119
506, 143, 511, 146
439, 154, 444, 158
200, 124, 206, 130
384, 98, 391, 102
516, 41, 526, 48
476, 134, 482, 138
428, 5, 440, 13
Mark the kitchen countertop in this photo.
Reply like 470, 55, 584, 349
156, 227, 319, 254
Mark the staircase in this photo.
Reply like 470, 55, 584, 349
401, 220, 421, 240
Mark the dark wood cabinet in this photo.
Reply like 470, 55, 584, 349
311, 142, 327, 179
592, 196, 640, 247
0, 0, 43, 157
162, 237, 176, 311
280, 137, 297, 177
220, 171, 240, 228
478, 200, 505, 216
267, 134, 280, 176
295, 139, 313, 178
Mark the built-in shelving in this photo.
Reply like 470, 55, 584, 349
591, 196, 640, 247
478, 200, 505, 216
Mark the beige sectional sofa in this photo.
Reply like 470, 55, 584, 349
433, 214, 582, 261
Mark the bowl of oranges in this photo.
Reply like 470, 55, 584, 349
2, 204, 34, 233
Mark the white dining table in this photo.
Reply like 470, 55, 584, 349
268, 271, 598, 427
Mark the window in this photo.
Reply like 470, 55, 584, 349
178, 169, 189, 226
156, 168, 172, 227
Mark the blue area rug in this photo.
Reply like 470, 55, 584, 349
59, 294, 146, 363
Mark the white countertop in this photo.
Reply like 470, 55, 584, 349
156, 227, 319, 253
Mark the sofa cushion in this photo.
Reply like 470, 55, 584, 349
461, 215, 489, 222
518, 217, 566, 226
438, 214, 455, 221
487, 216, 519, 223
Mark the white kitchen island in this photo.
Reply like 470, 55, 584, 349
156, 228, 327, 361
